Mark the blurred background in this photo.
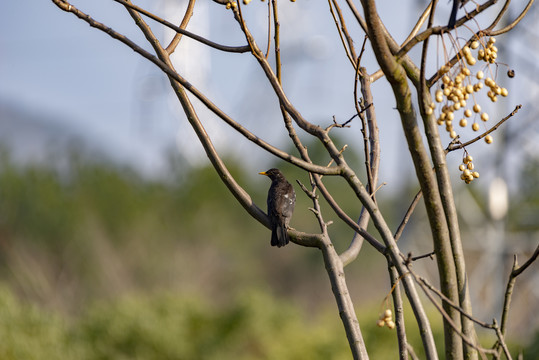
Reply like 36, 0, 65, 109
0, 0, 538, 358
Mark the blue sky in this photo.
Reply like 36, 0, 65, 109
1, 1, 537, 189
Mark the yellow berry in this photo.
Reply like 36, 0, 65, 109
459, 164, 466, 171
481, 112, 489, 122
501, 88, 508, 97
450, 130, 458, 139
471, 41, 479, 49
467, 162, 474, 170
478, 49, 485, 60
473, 104, 481, 113
377, 319, 385, 327
476, 71, 484, 80
466, 57, 476, 66
472, 122, 480, 131
485, 135, 493, 144
464, 109, 472, 117
459, 118, 467, 127
464, 155, 473, 164
473, 171, 480, 178
435, 90, 443, 102
425, 107, 433, 115
386, 320, 396, 329
384, 309, 392, 319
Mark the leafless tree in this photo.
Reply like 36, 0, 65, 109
50, 0, 538, 359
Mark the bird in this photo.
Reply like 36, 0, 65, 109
259, 168, 296, 247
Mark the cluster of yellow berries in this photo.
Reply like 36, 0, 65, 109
430, 37, 508, 142
429, 36, 510, 183
376, 309, 395, 330
478, 37, 498, 63
459, 153, 480, 184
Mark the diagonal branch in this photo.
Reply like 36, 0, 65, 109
446, 105, 522, 152
111, 0, 251, 53
499, 242, 539, 338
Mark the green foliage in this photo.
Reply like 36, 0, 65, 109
75, 290, 352, 360
0, 287, 84, 360
0, 148, 536, 358
0, 153, 79, 250
0, 285, 352, 359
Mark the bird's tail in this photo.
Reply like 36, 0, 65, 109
271, 225, 289, 247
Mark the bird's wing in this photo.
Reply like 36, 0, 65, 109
274, 183, 295, 219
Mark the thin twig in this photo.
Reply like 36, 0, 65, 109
394, 189, 423, 241
446, 105, 522, 152
499, 242, 539, 337
328, 0, 357, 68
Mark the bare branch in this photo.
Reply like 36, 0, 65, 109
328, 0, 357, 69
389, 266, 409, 360
165, 0, 196, 54
499, 243, 539, 338
111, 0, 251, 53
394, 190, 423, 241
409, 269, 498, 357
446, 105, 522, 152
490, 0, 535, 35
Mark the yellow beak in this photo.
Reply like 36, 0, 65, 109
258, 171, 268, 176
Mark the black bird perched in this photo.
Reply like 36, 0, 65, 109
259, 168, 296, 247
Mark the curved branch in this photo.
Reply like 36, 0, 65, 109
165, 0, 196, 54
341, 68, 380, 265
111, 0, 251, 53
398, 0, 499, 59
121, 0, 322, 249
489, 0, 535, 36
